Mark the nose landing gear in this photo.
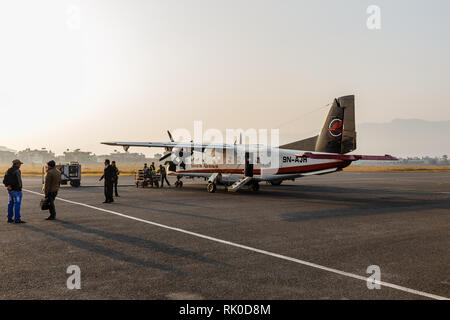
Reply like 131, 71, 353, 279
207, 182, 217, 193
174, 177, 183, 188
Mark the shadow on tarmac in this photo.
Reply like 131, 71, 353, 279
268, 186, 450, 222
55, 220, 230, 267
21, 224, 184, 275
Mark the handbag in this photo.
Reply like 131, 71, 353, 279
40, 197, 49, 211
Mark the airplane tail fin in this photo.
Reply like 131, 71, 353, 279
315, 95, 356, 154
339, 95, 357, 154
280, 95, 356, 154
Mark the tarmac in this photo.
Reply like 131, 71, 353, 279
0, 172, 449, 300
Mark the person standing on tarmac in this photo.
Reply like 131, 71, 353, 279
3, 159, 25, 224
159, 164, 170, 188
143, 163, 152, 187
111, 161, 120, 197
99, 159, 114, 203
150, 162, 157, 187
42, 160, 61, 220
150, 162, 156, 174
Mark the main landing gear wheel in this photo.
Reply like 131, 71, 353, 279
70, 180, 80, 187
207, 182, 216, 193
269, 180, 282, 186
174, 180, 183, 188
249, 182, 260, 192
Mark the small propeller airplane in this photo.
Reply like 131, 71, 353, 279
102, 95, 396, 193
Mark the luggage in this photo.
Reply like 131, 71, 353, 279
40, 197, 49, 211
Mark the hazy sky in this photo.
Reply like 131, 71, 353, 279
1, 0, 449, 156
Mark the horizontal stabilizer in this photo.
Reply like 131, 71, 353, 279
279, 135, 318, 151
296, 152, 397, 161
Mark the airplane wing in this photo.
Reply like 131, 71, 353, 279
102, 141, 237, 149
296, 152, 397, 161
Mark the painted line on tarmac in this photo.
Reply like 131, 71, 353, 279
23, 189, 449, 300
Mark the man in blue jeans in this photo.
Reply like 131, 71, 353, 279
3, 159, 26, 224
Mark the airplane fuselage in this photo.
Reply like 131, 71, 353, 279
171, 148, 352, 183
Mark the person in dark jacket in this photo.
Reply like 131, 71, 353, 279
143, 163, 153, 187
42, 160, 61, 220
159, 164, 171, 188
99, 159, 114, 203
149, 162, 157, 187
150, 162, 156, 172
111, 161, 120, 197
3, 159, 25, 223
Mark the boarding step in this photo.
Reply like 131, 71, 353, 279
229, 176, 253, 192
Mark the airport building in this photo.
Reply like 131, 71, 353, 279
1, 146, 160, 168
16, 148, 56, 167
0, 147, 16, 166
60, 149, 98, 165
97, 151, 155, 166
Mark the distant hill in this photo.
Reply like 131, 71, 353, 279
356, 119, 450, 157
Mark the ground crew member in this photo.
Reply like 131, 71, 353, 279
143, 163, 152, 187
159, 164, 170, 188
143, 163, 148, 174
99, 159, 114, 203
150, 162, 157, 187
143, 163, 150, 180
111, 161, 120, 197
42, 160, 61, 220
150, 162, 156, 174
3, 159, 25, 224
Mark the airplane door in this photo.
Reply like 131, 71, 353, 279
168, 161, 177, 172
244, 152, 254, 177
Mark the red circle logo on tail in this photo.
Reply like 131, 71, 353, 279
328, 118, 343, 139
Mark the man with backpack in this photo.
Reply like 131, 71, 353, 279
3, 159, 26, 224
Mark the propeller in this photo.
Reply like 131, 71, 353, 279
167, 130, 174, 142
160, 130, 184, 162
159, 130, 175, 161
159, 152, 172, 161
160, 130, 195, 162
